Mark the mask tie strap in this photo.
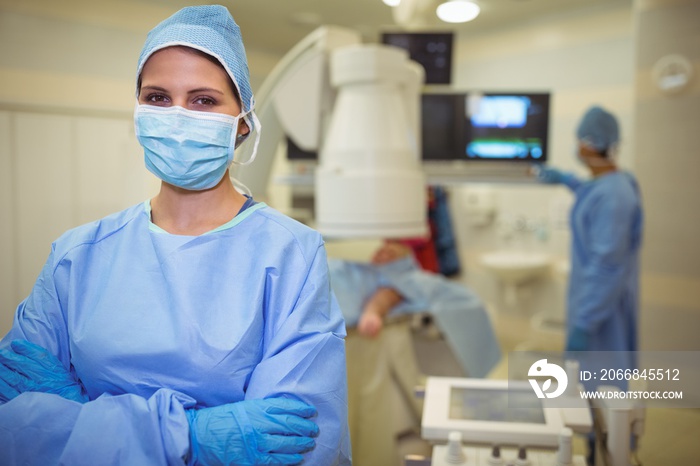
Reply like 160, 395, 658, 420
230, 105, 261, 196
133, 101, 141, 138
233, 110, 262, 167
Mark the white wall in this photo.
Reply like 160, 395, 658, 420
631, 0, 700, 351
453, 3, 636, 173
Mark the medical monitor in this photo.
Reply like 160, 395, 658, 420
421, 93, 466, 161
450, 387, 546, 424
422, 377, 565, 447
382, 32, 453, 84
465, 92, 550, 162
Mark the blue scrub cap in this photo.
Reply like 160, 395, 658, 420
136, 5, 255, 123
576, 106, 620, 152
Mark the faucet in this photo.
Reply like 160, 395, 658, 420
498, 215, 549, 246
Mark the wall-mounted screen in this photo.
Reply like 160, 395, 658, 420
421, 93, 466, 161
465, 92, 550, 162
381, 32, 453, 84
420, 92, 550, 163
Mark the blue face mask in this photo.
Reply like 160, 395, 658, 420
135, 104, 244, 191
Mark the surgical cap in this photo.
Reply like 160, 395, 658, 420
136, 5, 256, 126
576, 106, 620, 152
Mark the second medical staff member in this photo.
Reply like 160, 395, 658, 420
537, 106, 643, 358
0, 5, 351, 465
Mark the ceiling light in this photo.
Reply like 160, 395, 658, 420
436, 0, 480, 23
382, 0, 401, 7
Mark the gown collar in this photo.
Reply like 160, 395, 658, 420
143, 198, 266, 236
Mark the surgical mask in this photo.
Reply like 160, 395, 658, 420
135, 104, 252, 191
575, 140, 618, 167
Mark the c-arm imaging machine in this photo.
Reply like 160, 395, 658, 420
232, 26, 428, 239
232, 26, 358, 201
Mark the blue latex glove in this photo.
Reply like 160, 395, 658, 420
533, 166, 581, 190
0, 339, 88, 403
186, 398, 319, 466
535, 166, 566, 184
566, 326, 590, 352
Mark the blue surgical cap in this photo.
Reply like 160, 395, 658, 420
576, 106, 620, 152
136, 5, 256, 123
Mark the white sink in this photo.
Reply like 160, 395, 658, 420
480, 251, 551, 285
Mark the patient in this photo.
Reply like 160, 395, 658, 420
329, 240, 501, 378
356, 242, 411, 338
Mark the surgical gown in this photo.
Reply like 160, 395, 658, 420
0, 202, 352, 465
567, 171, 643, 375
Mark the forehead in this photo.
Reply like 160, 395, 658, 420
140, 47, 231, 87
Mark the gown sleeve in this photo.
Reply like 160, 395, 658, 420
562, 173, 583, 191
0, 248, 193, 466
244, 243, 352, 466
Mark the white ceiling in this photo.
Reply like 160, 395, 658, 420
139, 0, 628, 56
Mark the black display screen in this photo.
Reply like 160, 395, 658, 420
420, 92, 551, 162
421, 93, 466, 160
382, 32, 453, 84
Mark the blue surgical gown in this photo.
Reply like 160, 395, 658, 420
567, 171, 643, 373
0, 201, 352, 465
329, 256, 501, 378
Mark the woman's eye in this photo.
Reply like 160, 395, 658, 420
145, 94, 169, 104
193, 96, 216, 106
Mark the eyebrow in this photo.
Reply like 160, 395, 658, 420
188, 87, 225, 95
140, 85, 225, 95
140, 85, 168, 93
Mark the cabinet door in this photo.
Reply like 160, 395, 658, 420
0, 111, 16, 334
75, 116, 156, 224
14, 112, 75, 304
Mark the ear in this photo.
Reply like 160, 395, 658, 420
238, 119, 250, 136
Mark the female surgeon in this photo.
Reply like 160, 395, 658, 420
0, 5, 351, 465
536, 106, 643, 361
